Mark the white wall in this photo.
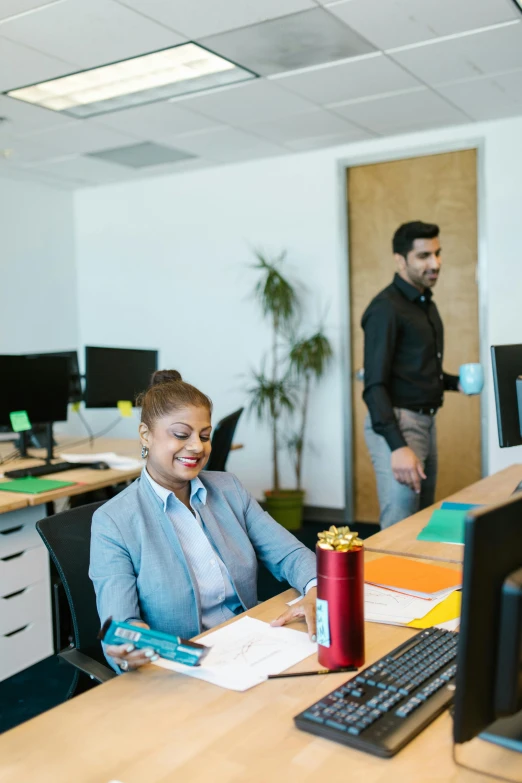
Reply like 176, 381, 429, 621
74, 113, 522, 507
0, 176, 77, 354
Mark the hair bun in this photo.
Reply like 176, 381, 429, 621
150, 369, 182, 387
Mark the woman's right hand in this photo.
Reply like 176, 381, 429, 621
105, 621, 159, 672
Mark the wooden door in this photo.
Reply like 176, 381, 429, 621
348, 149, 480, 522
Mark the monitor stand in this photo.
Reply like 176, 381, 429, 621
18, 423, 55, 463
480, 709, 522, 754
17, 430, 30, 458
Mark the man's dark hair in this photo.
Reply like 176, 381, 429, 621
392, 221, 440, 259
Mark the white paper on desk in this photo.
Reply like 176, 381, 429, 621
153, 616, 317, 691
59, 452, 143, 471
364, 584, 454, 625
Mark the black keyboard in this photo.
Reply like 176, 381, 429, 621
4, 461, 108, 479
294, 627, 458, 758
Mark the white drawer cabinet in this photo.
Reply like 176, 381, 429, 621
0, 618, 54, 682
0, 581, 52, 636
0, 506, 53, 682
0, 511, 42, 560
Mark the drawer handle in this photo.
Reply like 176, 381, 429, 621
4, 624, 29, 638
2, 588, 27, 600
1, 551, 24, 562
0, 525, 23, 536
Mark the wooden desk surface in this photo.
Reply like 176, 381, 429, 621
0, 438, 142, 509
0, 558, 518, 783
365, 463, 522, 564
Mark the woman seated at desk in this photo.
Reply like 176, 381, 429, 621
89, 370, 317, 672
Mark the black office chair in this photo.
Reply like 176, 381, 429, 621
205, 407, 244, 472
36, 501, 116, 699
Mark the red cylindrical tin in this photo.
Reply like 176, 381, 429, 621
316, 544, 365, 669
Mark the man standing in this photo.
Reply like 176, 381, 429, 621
362, 221, 460, 528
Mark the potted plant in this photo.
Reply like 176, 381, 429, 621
246, 251, 333, 530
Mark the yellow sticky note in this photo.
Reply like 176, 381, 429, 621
117, 400, 133, 417
407, 591, 461, 630
71, 402, 81, 413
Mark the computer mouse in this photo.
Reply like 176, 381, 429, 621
91, 461, 110, 470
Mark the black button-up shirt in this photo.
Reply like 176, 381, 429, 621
361, 273, 459, 451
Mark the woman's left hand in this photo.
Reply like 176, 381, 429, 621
270, 587, 317, 641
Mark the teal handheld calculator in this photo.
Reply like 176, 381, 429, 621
98, 618, 210, 666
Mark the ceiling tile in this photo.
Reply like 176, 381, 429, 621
0, 0, 65, 22
200, 8, 376, 76
245, 108, 369, 145
285, 132, 371, 151
0, 35, 75, 91
390, 22, 522, 85
178, 79, 316, 126
116, 0, 316, 38
331, 88, 469, 135
163, 127, 286, 163
0, 0, 185, 70
24, 154, 135, 184
436, 70, 522, 122
325, 0, 520, 50
93, 101, 222, 141
0, 93, 76, 135
274, 53, 421, 105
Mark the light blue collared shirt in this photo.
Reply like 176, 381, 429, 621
144, 470, 317, 629
144, 470, 242, 630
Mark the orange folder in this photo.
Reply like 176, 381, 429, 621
365, 555, 462, 596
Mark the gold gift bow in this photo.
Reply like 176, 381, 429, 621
317, 525, 363, 552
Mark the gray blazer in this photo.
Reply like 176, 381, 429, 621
89, 471, 316, 652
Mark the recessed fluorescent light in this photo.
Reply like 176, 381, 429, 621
5, 44, 257, 118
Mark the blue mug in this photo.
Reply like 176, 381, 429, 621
459, 363, 484, 395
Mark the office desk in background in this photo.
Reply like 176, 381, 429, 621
0, 572, 519, 783
364, 464, 522, 564
0, 438, 142, 682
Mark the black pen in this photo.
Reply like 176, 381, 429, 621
268, 666, 358, 679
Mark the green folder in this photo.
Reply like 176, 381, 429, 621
0, 477, 76, 494
417, 509, 467, 545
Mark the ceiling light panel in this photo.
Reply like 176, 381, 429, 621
5, 44, 256, 118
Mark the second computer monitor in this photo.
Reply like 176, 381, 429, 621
26, 350, 82, 403
491, 343, 522, 447
84, 346, 158, 408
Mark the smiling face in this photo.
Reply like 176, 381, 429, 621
139, 404, 212, 492
395, 237, 442, 292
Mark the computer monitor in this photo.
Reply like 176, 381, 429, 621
84, 346, 158, 408
491, 344, 522, 447
453, 495, 522, 753
0, 355, 69, 426
26, 350, 82, 403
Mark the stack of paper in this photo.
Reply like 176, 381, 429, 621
59, 451, 143, 471
364, 556, 462, 629
416, 501, 481, 545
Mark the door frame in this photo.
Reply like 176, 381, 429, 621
336, 138, 489, 521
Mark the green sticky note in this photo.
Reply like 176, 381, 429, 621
9, 410, 31, 433
0, 478, 75, 494
117, 400, 133, 417
417, 509, 466, 545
